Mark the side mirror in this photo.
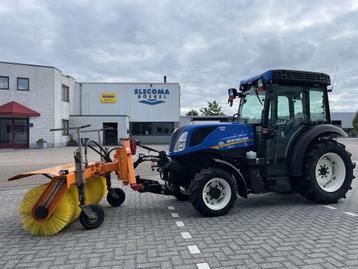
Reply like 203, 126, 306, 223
228, 88, 238, 107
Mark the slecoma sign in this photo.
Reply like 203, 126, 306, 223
134, 88, 170, 105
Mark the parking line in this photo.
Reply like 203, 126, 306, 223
196, 263, 210, 269
171, 212, 179, 218
325, 205, 337, 210
181, 232, 192, 239
168, 206, 175, 211
176, 221, 185, 227
188, 245, 201, 254
345, 212, 358, 217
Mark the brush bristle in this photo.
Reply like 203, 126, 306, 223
67, 185, 81, 221
85, 176, 107, 205
19, 184, 75, 236
68, 177, 107, 220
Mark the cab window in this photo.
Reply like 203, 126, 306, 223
268, 85, 305, 128
239, 87, 265, 124
310, 90, 327, 123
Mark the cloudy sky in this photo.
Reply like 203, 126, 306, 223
1, 0, 358, 114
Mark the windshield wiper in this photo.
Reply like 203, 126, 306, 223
255, 89, 263, 106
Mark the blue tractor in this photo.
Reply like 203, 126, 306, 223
137, 69, 355, 217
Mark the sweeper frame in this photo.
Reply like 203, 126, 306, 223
9, 125, 168, 234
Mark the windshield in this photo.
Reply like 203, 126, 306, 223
238, 87, 266, 124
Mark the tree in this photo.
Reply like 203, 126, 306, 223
200, 101, 225, 116
353, 111, 358, 134
186, 109, 199, 116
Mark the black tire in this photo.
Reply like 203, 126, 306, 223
107, 188, 126, 207
190, 168, 237, 217
80, 205, 105, 230
300, 140, 354, 203
173, 184, 190, 201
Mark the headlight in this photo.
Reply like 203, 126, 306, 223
173, 131, 188, 152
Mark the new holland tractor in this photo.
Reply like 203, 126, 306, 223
160, 69, 356, 216
9, 69, 356, 236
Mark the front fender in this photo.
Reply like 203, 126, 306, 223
212, 158, 248, 198
288, 124, 347, 177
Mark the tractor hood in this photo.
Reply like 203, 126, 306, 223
169, 122, 255, 157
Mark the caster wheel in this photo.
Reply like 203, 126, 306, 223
107, 188, 126, 207
79, 205, 105, 230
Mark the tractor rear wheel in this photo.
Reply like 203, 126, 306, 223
190, 168, 237, 217
300, 140, 354, 203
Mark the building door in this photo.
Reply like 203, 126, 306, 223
0, 118, 29, 148
103, 122, 118, 145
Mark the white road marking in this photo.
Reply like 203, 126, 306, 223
345, 212, 358, 217
325, 205, 337, 210
176, 221, 185, 227
188, 245, 201, 254
196, 263, 210, 269
171, 212, 180, 218
181, 232, 192, 239
168, 206, 175, 211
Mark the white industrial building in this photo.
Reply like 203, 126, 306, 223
331, 112, 356, 135
72, 82, 180, 144
0, 61, 180, 148
0, 62, 75, 148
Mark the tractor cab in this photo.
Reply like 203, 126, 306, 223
229, 70, 333, 183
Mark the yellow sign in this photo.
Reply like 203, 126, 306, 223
100, 92, 117, 103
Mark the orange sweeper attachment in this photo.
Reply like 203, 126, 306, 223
8, 125, 171, 236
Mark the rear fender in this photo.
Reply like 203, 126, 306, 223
289, 124, 347, 177
212, 158, 248, 198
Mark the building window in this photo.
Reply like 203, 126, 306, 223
130, 122, 174, 136
0, 76, 9, 90
62, 120, 69, 135
17, 78, 29, 91
62, 84, 69, 102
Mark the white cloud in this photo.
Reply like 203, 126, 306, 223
0, 0, 358, 114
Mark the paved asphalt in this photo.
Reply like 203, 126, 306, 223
0, 139, 357, 268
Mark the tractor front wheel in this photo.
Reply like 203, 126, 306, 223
190, 168, 237, 217
300, 140, 354, 203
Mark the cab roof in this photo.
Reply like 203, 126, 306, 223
240, 69, 331, 90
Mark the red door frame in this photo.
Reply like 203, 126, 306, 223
0, 118, 29, 148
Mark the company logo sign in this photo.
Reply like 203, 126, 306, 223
100, 92, 117, 103
135, 88, 170, 105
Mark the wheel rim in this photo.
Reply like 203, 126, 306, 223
202, 178, 232, 211
315, 152, 346, 192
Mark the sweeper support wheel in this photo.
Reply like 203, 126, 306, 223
79, 205, 105, 229
107, 188, 126, 207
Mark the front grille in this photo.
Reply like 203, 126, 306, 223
272, 70, 331, 85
